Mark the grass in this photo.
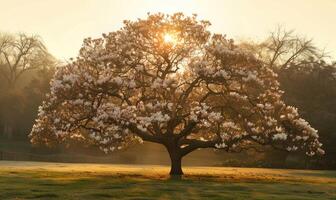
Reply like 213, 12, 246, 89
0, 161, 335, 199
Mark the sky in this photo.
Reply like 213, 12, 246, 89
1, 0, 335, 60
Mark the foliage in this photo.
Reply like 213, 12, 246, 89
279, 61, 336, 168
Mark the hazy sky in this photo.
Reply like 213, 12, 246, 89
1, 0, 335, 60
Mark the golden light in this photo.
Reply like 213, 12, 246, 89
163, 33, 177, 44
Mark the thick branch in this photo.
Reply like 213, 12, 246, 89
176, 121, 197, 140
180, 138, 221, 156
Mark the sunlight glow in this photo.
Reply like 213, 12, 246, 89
163, 33, 177, 44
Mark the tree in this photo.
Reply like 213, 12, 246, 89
0, 33, 53, 88
241, 27, 325, 70
30, 13, 324, 175
0, 32, 56, 139
241, 28, 335, 168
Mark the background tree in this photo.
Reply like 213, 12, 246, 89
241, 28, 336, 168
0, 33, 53, 88
30, 13, 323, 175
0, 32, 55, 139
241, 27, 324, 70
278, 60, 336, 168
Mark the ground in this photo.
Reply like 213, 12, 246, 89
0, 161, 335, 200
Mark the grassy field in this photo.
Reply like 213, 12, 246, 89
0, 161, 335, 199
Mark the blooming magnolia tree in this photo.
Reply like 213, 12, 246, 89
30, 13, 324, 175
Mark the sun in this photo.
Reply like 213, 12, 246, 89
163, 33, 177, 44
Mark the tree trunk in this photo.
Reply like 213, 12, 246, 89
168, 149, 183, 176
170, 155, 183, 175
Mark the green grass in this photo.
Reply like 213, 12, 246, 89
0, 161, 335, 199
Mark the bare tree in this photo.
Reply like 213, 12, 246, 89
0, 33, 53, 88
241, 26, 325, 70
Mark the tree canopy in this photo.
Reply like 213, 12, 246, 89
30, 13, 324, 175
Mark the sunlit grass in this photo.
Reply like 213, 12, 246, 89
0, 161, 335, 199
